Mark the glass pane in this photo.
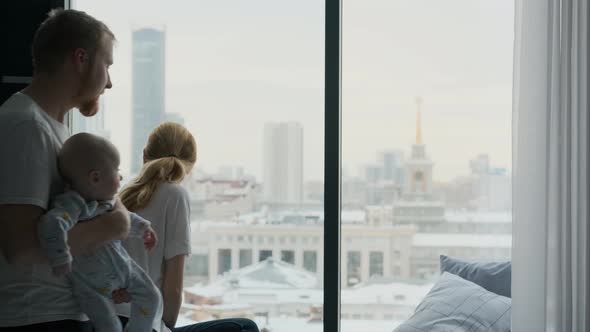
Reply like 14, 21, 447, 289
342, 0, 514, 329
239, 249, 253, 268
369, 251, 384, 277
303, 251, 318, 272
74, 1, 325, 331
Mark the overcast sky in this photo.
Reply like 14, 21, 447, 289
73, 0, 514, 182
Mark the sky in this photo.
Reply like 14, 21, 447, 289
73, 0, 514, 182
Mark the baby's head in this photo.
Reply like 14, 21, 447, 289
58, 133, 121, 201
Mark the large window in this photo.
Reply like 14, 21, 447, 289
74, 1, 325, 331
259, 250, 273, 262
239, 249, 253, 268
72, 0, 513, 330
303, 250, 318, 272
281, 250, 295, 264
346, 251, 361, 286
218, 249, 232, 275
369, 251, 383, 277
341, 0, 514, 329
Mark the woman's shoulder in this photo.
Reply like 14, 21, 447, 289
156, 182, 190, 201
141, 182, 190, 214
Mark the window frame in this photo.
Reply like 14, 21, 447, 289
323, 1, 342, 332
64, 0, 343, 330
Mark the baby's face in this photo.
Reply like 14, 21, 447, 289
94, 161, 122, 201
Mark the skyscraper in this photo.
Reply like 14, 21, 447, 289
131, 28, 166, 174
263, 122, 304, 204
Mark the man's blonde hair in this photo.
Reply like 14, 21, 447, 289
32, 8, 115, 74
120, 122, 197, 211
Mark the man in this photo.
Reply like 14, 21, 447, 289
0, 9, 130, 331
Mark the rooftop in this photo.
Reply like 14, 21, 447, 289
413, 233, 512, 248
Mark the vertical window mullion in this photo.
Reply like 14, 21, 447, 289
324, 0, 342, 331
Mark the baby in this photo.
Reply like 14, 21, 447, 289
38, 132, 162, 332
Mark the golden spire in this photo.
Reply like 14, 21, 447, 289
415, 96, 423, 144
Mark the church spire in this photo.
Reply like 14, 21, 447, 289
415, 96, 423, 144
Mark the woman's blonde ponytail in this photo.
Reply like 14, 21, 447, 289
120, 122, 197, 211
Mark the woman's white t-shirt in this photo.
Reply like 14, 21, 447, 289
115, 182, 192, 332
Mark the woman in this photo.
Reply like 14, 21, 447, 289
116, 122, 258, 332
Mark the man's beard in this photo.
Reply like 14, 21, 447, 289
78, 97, 100, 117
76, 66, 101, 117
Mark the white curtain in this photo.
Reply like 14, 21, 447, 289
512, 0, 589, 331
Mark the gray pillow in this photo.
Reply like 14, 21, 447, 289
440, 255, 511, 298
394, 272, 511, 332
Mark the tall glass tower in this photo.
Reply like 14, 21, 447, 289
131, 28, 165, 174
263, 122, 304, 205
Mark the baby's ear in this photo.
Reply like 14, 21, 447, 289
89, 170, 101, 183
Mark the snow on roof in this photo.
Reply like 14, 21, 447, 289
233, 288, 322, 305
413, 233, 512, 248
208, 195, 242, 203
230, 258, 319, 289
394, 200, 445, 207
202, 258, 320, 291
341, 281, 432, 306
365, 205, 393, 210
194, 303, 253, 310
185, 261, 435, 309
185, 282, 227, 298
445, 211, 512, 223
237, 211, 268, 224
185, 285, 323, 306
236, 209, 367, 225
224, 187, 250, 196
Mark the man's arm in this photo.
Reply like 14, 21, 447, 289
0, 199, 131, 264
68, 198, 131, 255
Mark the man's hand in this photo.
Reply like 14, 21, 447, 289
68, 198, 131, 256
112, 288, 131, 304
110, 198, 131, 239
143, 226, 157, 251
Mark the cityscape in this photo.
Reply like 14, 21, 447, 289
72, 28, 512, 326
71, 1, 514, 330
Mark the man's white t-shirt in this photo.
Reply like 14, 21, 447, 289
115, 182, 192, 332
0, 92, 88, 326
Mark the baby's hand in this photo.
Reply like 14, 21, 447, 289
143, 226, 157, 251
112, 288, 131, 304
52, 262, 72, 276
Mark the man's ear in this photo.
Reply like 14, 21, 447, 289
89, 169, 101, 183
73, 48, 89, 74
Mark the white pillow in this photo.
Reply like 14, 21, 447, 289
394, 272, 511, 332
